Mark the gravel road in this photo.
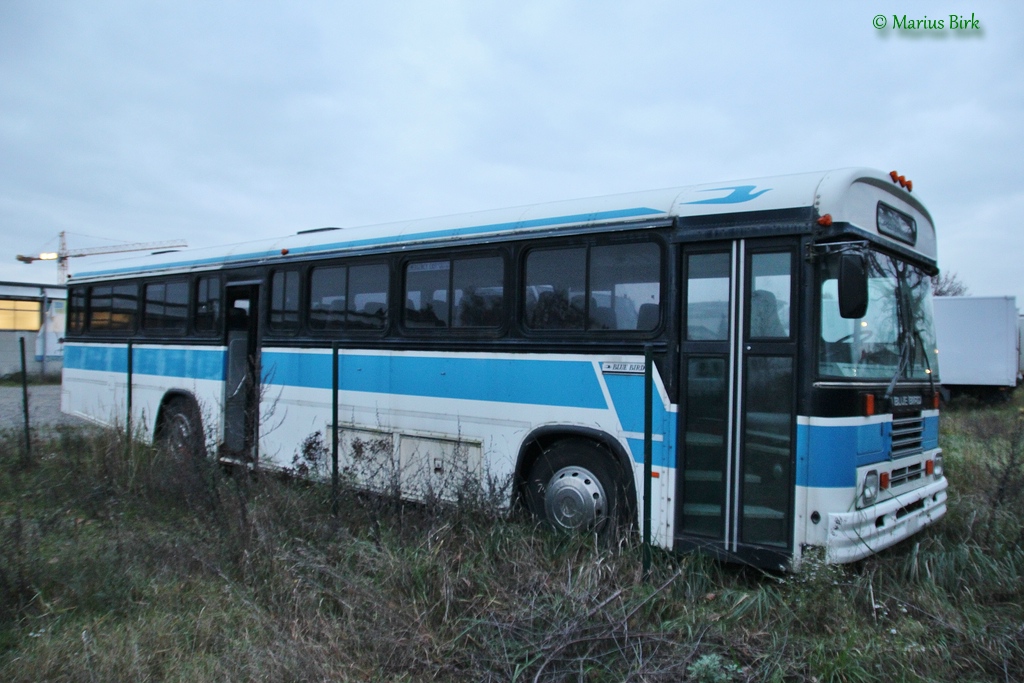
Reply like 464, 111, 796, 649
0, 385, 90, 431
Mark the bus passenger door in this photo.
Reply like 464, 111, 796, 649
678, 241, 797, 564
223, 282, 260, 461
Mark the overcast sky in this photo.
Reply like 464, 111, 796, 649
1, 1, 1021, 303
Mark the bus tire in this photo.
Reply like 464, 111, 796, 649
158, 397, 206, 465
525, 439, 624, 534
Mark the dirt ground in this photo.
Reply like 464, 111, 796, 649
0, 384, 89, 431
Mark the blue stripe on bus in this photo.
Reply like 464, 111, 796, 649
66, 346, 610, 410
922, 413, 939, 450
602, 372, 677, 467
64, 345, 226, 381
601, 373, 668, 435
261, 351, 609, 410
78, 206, 665, 278
796, 420, 906, 488
797, 422, 855, 488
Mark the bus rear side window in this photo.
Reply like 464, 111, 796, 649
89, 284, 137, 333
143, 281, 188, 333
68, 288, 86, 334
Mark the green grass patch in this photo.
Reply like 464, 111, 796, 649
1, 395, 1023, 681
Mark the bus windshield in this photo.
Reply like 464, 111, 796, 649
819, 250, 939, 382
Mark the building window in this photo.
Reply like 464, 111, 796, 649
0, 299, 41, 331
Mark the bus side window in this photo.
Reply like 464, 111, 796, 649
453, 256, 503, 328
590, 242, 660, 332
749, 252, 791, 339
194, 275, 222, 334
524, 247, 585, 331
270, 270, 300, 332
687, 253, 730, 341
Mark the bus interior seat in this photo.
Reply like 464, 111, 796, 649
327, 299, 346, 328
591, 300, 617, 330
636, 303, 659, 331
532, 291, 560, 328
362, 301, 385, 318
431, 296, 448, 326
750, 290, 785, 337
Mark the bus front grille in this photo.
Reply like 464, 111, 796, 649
892, 413, 923, 458
890, 462, 923, 488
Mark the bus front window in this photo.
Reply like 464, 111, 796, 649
819, 251, 939, 381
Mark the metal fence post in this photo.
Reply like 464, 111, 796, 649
126, 340, 133, 438
332, 342, 340, 517
19, 337, 31, 465
643, 345, 653, 581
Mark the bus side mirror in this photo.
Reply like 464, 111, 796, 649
838, 252, 868, 319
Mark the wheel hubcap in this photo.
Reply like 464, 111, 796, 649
544, 466, 607, 531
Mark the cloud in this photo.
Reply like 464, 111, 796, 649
1, 1, 1022, 305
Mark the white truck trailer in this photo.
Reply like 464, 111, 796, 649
933, 295, 1021, 399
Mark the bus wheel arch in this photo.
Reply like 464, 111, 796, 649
154, 392, 207, 463
516, 428, 637, 532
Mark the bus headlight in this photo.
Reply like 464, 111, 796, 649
861, 470, 879, 507
933, 454, 944, 478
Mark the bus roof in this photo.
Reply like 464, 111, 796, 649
71, 167, 934, 282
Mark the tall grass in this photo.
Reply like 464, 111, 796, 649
1, 396, 1022, 681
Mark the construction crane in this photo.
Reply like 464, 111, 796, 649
16, 231, 188, 284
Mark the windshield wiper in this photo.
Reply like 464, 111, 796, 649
885, 269, 912, 400
884, 332, 911, 400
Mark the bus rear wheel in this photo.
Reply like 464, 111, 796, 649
158, 397, 206, 465
525, 439, 624, 534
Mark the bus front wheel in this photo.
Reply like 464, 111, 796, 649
526, 439, 624, 533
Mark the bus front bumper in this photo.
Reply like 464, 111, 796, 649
825, 477, 948, 564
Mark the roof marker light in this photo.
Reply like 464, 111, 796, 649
817, 213, 833, 227
889, 170, 914, 192
281, 248, 289, 255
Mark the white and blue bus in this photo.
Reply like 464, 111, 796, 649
62, 168, 946, 569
